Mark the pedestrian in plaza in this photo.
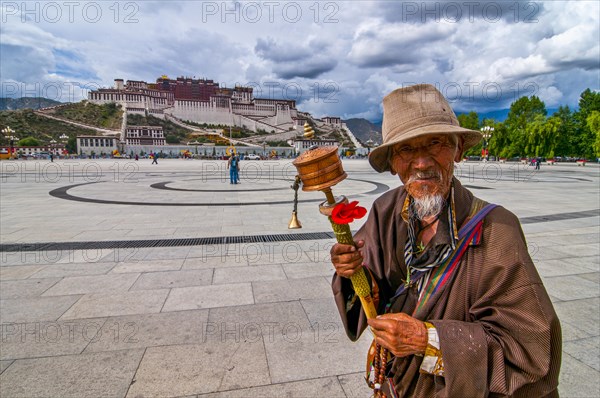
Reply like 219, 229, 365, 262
49, 153, 54, 162
227, 152, 240, 184
151, 152, 158, 165
536, 157, 541, 170
330, 84, 561, 397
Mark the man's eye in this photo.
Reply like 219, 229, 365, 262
399, 146, 413, 152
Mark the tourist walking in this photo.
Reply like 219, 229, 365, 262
227, 153, 240, 184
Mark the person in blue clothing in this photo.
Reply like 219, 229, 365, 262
227, 153, 240, 184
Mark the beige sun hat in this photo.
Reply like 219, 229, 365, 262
368, 84, 482, 173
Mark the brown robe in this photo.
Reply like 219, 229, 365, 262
332, 178, 561, 397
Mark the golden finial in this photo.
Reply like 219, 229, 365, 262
303, 122, 315, 139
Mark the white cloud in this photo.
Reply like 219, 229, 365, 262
1, 1, 598, 119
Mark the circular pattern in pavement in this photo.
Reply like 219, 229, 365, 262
49, 178, 390, 207
150, 178, 294, 192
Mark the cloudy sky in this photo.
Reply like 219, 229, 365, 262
1, 1, 598, 121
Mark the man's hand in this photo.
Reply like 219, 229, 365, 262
368, 313, 428, 357
331, 240, 365, 278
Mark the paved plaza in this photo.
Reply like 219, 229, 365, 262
0, 158, 598, 397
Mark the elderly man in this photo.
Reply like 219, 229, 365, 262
331, 84, 561, 397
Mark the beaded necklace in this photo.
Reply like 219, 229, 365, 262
368, 343, 390, 397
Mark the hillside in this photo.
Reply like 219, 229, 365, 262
0, 97, 62, 111
343, 118, 382, 145
0, 109, 99, 142
43, 101, 123, 130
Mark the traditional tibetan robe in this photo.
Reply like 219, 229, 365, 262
332, 178, 561, 397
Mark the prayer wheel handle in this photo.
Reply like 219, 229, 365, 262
292, 146, 378, 320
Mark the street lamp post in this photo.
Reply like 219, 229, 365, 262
2, 126, 19, 159
59, 134, 69, 157
49, 139, 57, 161
480, 126, 494, 161
366, 138, 374, 155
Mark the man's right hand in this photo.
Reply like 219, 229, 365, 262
330, 240, 365, 278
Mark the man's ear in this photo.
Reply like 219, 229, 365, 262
454, 137, 465, 163
388, 151, 397, 175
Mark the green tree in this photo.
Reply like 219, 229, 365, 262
587, 110, 600, 159
457, 112, 480, 156
17, 137, 41, 146
488, 122, 509, 158
457, 112, 479, 130
553, 106, 576, 157
65, 136, 77, 153
524, 114, 561, 157
504, 96, 547, 157
573, 89, 600, 159
165, 134, 180, 144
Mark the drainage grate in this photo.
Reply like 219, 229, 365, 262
1, 209, 597, 253
0, 232, 336, 252
520, 209, 599, 224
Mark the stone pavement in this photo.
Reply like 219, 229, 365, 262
0, 158, 598, 398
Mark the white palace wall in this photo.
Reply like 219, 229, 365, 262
89, 85, 314, 134
126, 108, 166, 119
89, 92, 170, 110
171, 100, 234, 126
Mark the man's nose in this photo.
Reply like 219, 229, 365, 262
411, 151, 435, 169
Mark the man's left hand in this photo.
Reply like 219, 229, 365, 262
367, 313, 428, 357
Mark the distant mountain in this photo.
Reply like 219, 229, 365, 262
343, 118, 382, 145
474, 109, 510, 122
460, 108, 560, 122
0, 97, 63, 111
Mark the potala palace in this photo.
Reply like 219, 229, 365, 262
80, 76, 364, 156
88, 76, 347, 136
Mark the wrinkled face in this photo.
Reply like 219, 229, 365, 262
389, 134, 463, 199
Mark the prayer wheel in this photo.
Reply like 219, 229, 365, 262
292, 145, 378, 320
292, 145, 347, 192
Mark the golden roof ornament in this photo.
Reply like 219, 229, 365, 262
303, 122, 315, 139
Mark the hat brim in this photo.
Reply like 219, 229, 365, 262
368, 124, 482, 173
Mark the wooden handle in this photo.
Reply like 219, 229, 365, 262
330, 219, 378, 319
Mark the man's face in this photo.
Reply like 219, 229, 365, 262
390, 134, 463, 199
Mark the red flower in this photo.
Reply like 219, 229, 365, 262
331, 201, 367, 224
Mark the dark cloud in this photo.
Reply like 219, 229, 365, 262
433, 57, 454, 73
255, 38, 311, 63
552, 58, 599, 71
374, 1, 546, 25
254, 37, 337, 79
351, 51, 418, 68
348, 23, 451, 68
0, 44, 48, 83
1, 1, 596, 119
273, 58, 338, 79
127, 27, 247, 82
